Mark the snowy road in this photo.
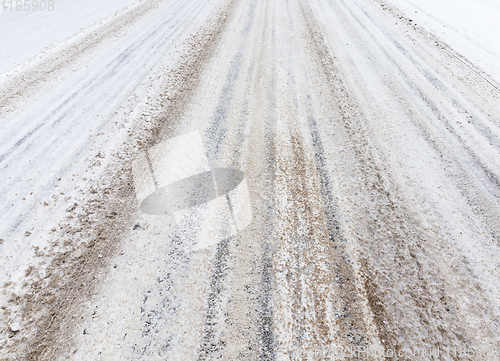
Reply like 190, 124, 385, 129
1, 0, 500, 359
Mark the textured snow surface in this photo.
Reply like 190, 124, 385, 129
390, 0, 500, 82
1, 0, 500, 359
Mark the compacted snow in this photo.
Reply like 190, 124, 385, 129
1, 0, 499, 359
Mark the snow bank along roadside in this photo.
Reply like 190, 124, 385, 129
388, 0, 500, 83
0, 0, 140, 75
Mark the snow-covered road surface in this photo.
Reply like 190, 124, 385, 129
1, 0, 500, 359
0, 0, 138, 74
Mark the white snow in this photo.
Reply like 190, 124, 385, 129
0, 0, 139, 74
389, 0, 500, 82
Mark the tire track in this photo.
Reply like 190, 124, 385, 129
197, 0, 277, 358
4, 0, 500, 358
302, 0, 500, 358
2, 0, 241, 359
332, 0, 500, 244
